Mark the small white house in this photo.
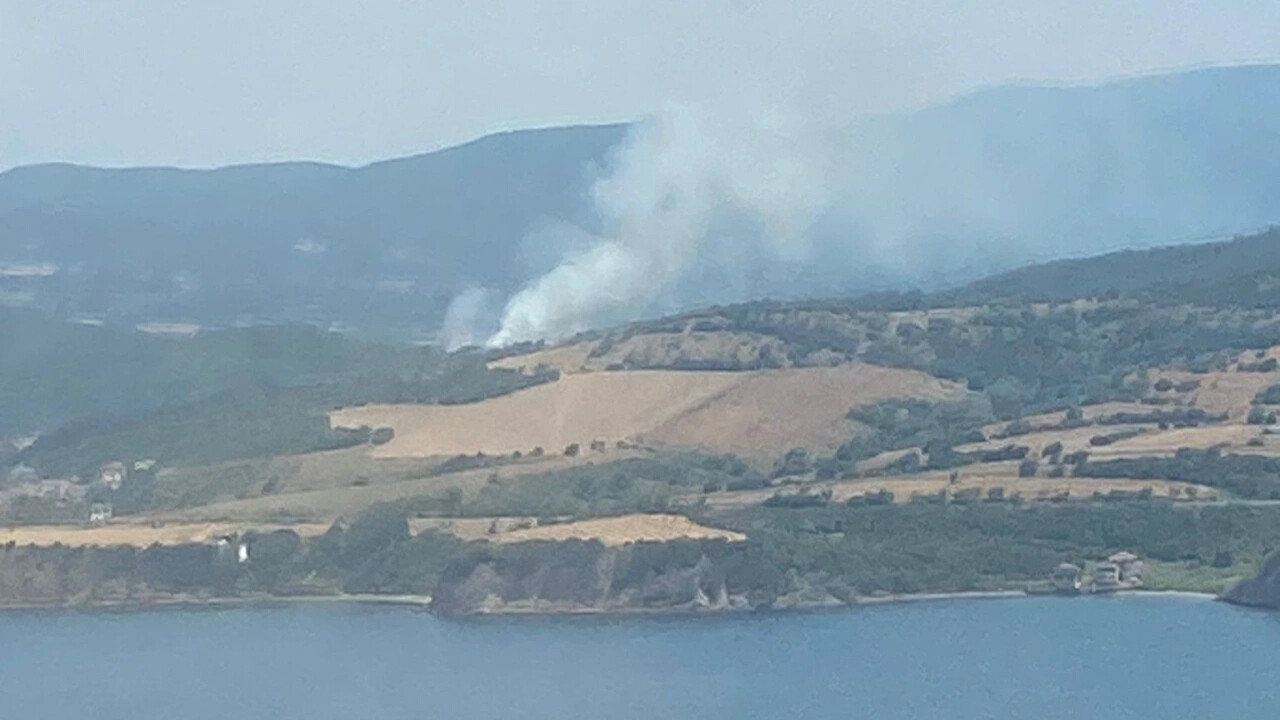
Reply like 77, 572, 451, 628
99, 461, 127, 490
88, 502, 113, 524
214, 536, 249, 563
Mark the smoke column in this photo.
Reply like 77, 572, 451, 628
440, 287, 494, 351
478, 66, 1280, 348
486, 105, 832, 347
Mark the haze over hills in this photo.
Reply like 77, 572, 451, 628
938, 226, 1280, 306
0, 124, 626, 340
4, 64, 1280, 344
7, 220, 1280, 612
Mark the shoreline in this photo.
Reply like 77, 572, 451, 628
0, 587, 1220, 617
0, 593, 433, 614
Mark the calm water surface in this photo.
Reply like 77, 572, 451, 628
2, 595, 1278, 719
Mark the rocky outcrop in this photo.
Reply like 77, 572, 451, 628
432, 539, 736, 615
431, 538, 854, 615
1223, 555, 1280, 608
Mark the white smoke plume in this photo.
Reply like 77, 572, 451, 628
440, 286, 494, 351
486, 105, 833, 347
478, 65, 1280, 348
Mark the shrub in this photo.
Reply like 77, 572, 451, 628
772, 448, 812, 479
764, 488, 831, 508
813, 457, 838, 480
851, 489, 894, 506
1002, 419, 1033, 437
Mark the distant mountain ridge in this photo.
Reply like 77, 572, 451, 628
0, 124, 628, 339
941, 227, 1280, 306
6, 64, 1280, 339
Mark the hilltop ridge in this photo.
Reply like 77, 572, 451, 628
8, 65, 1280, 339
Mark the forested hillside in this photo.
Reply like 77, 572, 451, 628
944, 227, 1280, 305
7, 66, 1280, 339
0, 306, 556, 472
0, 124, 626, 338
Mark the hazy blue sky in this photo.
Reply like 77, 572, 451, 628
3, 1, 1279, 170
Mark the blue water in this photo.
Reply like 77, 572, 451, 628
1, 595, 1278, 719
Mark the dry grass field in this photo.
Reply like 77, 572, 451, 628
332, 363, 963, 460
0, 521, 329, 548
1175, 371, 1278, 420
700, 470, 1216, 508
490, 332, 792, 375
979, 402, 1156, 437
151, 446, 444, 509
645, 364, 963, 456
411, 514, 745, 545
492, 514, 745, 546
152, 452, 629, 524
488, 341, 597, 374
331, 370, 743, 457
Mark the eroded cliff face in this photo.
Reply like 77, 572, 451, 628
433, 540, 718, 614
430, 538, 842, 615
1223, 555, 1280, 609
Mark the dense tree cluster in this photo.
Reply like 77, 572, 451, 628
1076, 449, 1280, 499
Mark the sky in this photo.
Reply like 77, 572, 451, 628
2, 1, 1280, 171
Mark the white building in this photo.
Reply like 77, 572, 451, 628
99, 461, 127, 490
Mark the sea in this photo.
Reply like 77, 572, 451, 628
1, 594, 1277, 719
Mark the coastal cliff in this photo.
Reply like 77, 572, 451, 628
431, 538, 845, 615
1223, 555, 1280, 609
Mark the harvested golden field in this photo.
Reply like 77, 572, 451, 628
0, 521, 329, 548
1099, 424, 1263, 456
409, 517, 501, 541
491, 514, 745, 546
489, 342, 596, 374
408, 514, 745, 545
152, 446, 443, 509
957, 425, 1147, 457
700, 470, 1216, 508
155, 453, 625, 524
332, 370, 742, 457
645, 364, 963, 456
586, 331, 790, 372
332, 364, 963, 460
979, 402, 1155, 437
856, 448, 923, 474
1175, 371, 1279, 420
491, 331, 804, 374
